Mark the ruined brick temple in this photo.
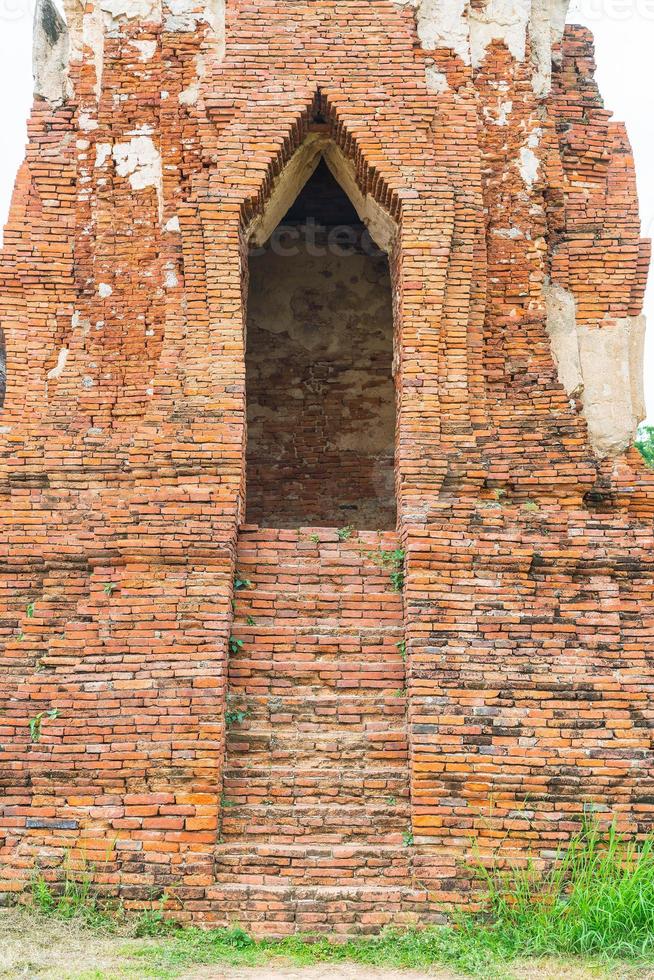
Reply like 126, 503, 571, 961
1, 0, 653, 933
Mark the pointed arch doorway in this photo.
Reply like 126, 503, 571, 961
244, 136, 398, 530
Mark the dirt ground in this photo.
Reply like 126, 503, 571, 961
1, 908, 652, 980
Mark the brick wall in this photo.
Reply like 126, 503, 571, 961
0, 0, 652, 931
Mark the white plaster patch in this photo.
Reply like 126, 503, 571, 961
494, 227, 523, 239
518, 128, 542, 189
47, 347, 69, 382
33, 0, 71, 105
163, 0, 225, 45
72, 310, 92, 336
100, 0, 162, 31
98, 282, 113, 298
395, 0, 571, 96
82, 5, 105, 100
545, 282, 583, 397
164, 264, 179, 288
425, 64, 449, 94
179, 51, 209, 105
577, 316, 646, 457
95, 143, 112, 168
79, 112, 98, 132
179, 82, 200, 106
469, 0, 531, 67
130, 39, 157, 61
545, 281, 646, 457
396, 0, 471, 64
165, 215, 181, 232
112, 135, 163, 216
497, 100, 513, 125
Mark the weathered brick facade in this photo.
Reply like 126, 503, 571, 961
0, 0, 652, 934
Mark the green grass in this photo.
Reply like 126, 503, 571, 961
31, 863, 117, 932
28, 820, 654, 978
475, 819, 654, 961
636, 424, 654, 467
126, 924, 506, 977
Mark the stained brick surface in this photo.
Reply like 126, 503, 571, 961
0, 0, 652, 933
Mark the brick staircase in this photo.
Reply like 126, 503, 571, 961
208, 526, 433, 935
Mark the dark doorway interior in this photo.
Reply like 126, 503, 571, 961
245, 160, 396, 529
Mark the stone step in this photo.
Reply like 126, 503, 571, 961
225, 693, 408, 728
221, 527, 412, 905
231, 622, 402, 639
213, 843, 415, 887
225, 729, 408, 767
202, 882, 438, 936
222, 766, 410, 805
228, 665, 406, 695
220, 802, 410, 844
232, 596, 403, 627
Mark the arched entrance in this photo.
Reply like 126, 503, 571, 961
244, 138, 398, 529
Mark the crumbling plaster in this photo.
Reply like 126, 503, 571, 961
33, 0, 71, 104
395, 0, 569, 95
545, 282, 646, 457
34, 0, 225, 105
29, 0, 649, 466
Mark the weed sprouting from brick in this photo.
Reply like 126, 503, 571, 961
22, 820, 654, 976
28, 708, 58, 743
228, 636, 244, 656
102, 582, 116, 596
233, 574, 252, 591
225, 708, 250, 728
30, 851, 118, 931
337, 525, 354, 541
368, 547, 405, 591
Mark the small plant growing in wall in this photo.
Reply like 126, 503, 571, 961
397, 640, 407, 662
228, 636, 244, 656
225, 708, 250, 728
234, 573, 252, 591
337, 525, 354, 541
103, 582, 117, 596
29, 708, 59, 743
26, 602, 36, 618
403, 828, 414, 848
369, 547, 406, 591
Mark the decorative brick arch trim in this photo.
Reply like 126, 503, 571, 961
196, 87, 468, 528
238, 91, 404, 242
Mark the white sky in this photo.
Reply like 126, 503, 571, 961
0, 0, 653, 420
